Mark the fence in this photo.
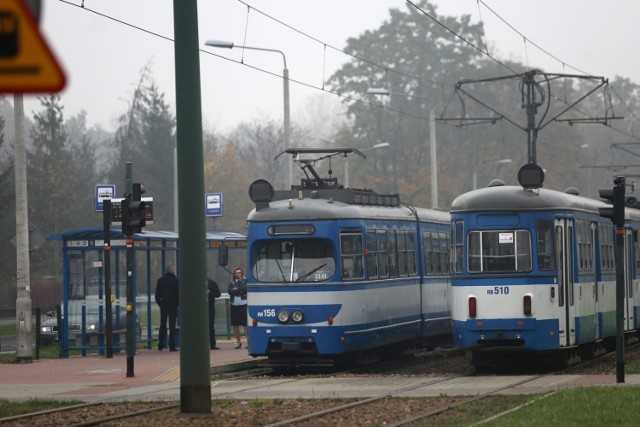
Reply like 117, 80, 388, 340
0, 295, 240, 358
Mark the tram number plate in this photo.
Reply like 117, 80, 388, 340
282, 342, 300, 351
487, 286, 510, 295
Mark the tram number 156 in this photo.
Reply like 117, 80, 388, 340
487, 286, 510, 295
256, 309, 276, 318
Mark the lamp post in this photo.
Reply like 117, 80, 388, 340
345, 142, 390, 188
366, 88, 438, 208
205, 39, 292, 187
473, 158, 512, 190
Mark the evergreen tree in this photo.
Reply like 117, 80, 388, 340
27, 95, 74, 274
107, 69, 176, 230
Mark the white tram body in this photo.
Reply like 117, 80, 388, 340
244, 179, 452, 365
450, 184, 640, 361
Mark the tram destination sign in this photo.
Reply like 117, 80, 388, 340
110, 197, 154, 225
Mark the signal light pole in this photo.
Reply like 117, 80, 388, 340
598, 176, 625, 383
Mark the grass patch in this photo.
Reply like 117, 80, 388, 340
469, 387, 640, 426
625, 357, 640, 374
0, 398, 81, 417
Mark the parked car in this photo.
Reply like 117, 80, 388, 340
40, 301, 141, 344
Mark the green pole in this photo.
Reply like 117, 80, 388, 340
173, 0, 211, 413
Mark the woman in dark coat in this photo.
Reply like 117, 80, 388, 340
228, 267, 248, 349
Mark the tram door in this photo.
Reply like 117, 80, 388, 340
624, 229, 635, 330
555, 218, 576, 347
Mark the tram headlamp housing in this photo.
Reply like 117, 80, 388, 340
277, 309, 290, 323
291, 310, 304, 323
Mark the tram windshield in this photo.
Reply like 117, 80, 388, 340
468, 230, 532, 273
252, 239, 336, 282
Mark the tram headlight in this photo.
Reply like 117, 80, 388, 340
291, 310, 304, 324
277, 309, 290, 323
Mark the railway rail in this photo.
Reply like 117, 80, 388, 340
1, 343, 637, 426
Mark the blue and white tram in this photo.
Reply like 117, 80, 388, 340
244, 150, 452, 365
450, 182, 640, 365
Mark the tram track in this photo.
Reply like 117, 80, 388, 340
1, 342, 637, 426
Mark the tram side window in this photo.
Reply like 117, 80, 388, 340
340, 232, 364, 280
599, 223, 615, 272
407, 231, 417, 276
397, 230, 408, 276
468, 230, 532, 273
423, 231, 433, 275
536, 221, 555, 271
386, 230, 398, 277
439, 232, 451, 274
576, 220, 594, 273
377, 230, 389, 278
452, 221, 463, 274
366, 230, 379, 278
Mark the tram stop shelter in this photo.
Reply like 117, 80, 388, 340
46, 228, 246, 356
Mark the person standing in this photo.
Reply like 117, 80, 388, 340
207, 276, 221, 350
228, 267, 248, 349
155, 264, 180, 351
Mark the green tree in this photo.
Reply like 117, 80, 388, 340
327, 0, 488, 205
27, 95, 94, 275
108, 69, 176, 230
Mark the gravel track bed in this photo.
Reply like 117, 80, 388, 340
2, 344, 638, 426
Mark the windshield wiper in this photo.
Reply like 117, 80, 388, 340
295, 263, 327, 282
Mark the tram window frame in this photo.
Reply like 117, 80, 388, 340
598, 223, 615, 272
340, 231, 364, 280
387, 230, 399, 277
407, 231, 417, 276
536, 221, 555, 271
439, 232, 451, 275
423, 231, 433, 275
366, 230, 379, 279
376, 230, 389, 278
576, 220, 595, 273
452, 221, 464, 274
467, 230, 532, 273
397, 230, 408, 276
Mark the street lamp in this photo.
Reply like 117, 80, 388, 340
367, 87, 438, 208
345, 142, 390, 188
205, 39, 292, 187
473, 158, 512, 190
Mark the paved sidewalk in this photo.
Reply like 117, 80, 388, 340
0, 340, 258, 402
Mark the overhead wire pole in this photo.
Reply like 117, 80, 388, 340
14, 94, 32, 363
14, 0, 43, 365
524, 70, 539, 164
173, 0, 211, 413
204, 40, 291, 188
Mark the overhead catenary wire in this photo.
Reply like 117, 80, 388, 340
56, 0, 640, 147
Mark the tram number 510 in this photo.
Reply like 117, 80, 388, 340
487, 286, 510, 295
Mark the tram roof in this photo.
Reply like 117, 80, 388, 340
248, 197, 449, 223
451, 185, 605, 213
47, 228, 246, 242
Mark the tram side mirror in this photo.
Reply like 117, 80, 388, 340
218, 244, 229, 267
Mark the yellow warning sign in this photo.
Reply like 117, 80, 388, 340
0, 0, 66, 93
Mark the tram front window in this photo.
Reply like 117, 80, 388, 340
252, 240, 336, 282
468, 230, 532, 273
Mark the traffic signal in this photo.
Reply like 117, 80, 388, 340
122, 183, 146, 235
599, 177, 625, 228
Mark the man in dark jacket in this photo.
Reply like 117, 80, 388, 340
207, 277, 221, 350
155, 264, 179, 351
